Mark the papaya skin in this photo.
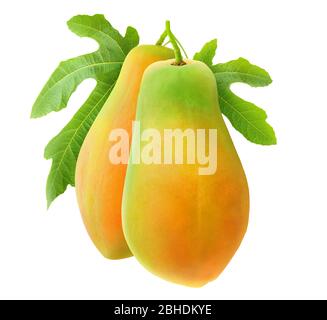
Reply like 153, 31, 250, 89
122, 59, 249, 287
75, 45, 174, 260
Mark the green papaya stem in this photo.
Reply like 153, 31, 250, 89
175, 36, 189, 59
165, 21, 185, 65
156, 30, 167, 45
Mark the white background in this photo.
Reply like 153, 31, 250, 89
0, 0, 326, 300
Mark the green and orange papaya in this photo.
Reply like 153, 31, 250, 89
122, 59, 249, 287
75, 45, 174, 259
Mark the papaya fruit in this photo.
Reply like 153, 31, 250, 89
122, 59, 249, 287
75, 45, 174, 259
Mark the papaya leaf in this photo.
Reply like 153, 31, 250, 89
194, 42, 276, 145
31, 14, 139, 207
193, 39, 217, 66
213, 59, 276, 145
44, 77, 116, 208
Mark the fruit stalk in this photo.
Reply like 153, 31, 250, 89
155, 30, 167, 46
165, 20, 185, 65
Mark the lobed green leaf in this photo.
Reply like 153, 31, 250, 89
31, 14, 139, 206
195, 41, 276, 145
193, 39, 217, 66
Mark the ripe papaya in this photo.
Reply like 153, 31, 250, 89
122, 59, 249, 287
75, 45, 174, 259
